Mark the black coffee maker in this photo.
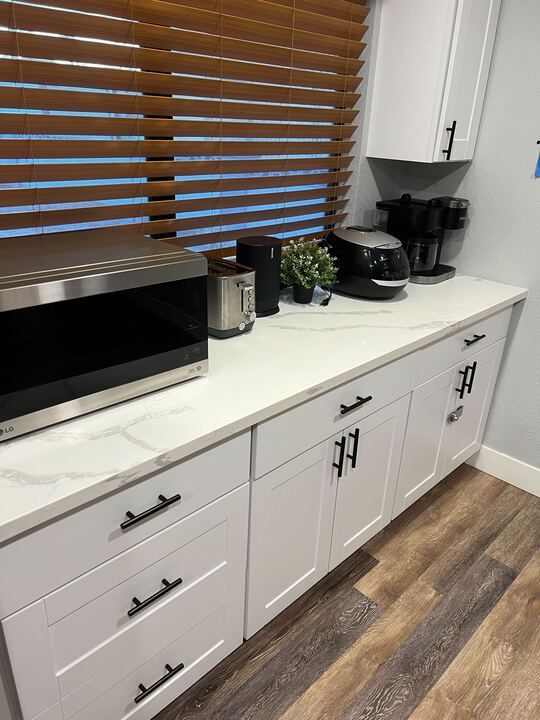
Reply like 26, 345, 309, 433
375, 194, 470, 284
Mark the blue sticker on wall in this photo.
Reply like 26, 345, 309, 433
536, 140, 540, 178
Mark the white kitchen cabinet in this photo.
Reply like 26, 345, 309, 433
393, 338, 506, 517
442, 339, 505, 476
393, 368, 456, 516
2, 485, 249, 720
329, 395, 410, 570
367, 0, 501, 163
246, 394, 410, 636
245, 442, 337, 638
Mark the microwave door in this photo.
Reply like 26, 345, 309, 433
0, 276, 208, 429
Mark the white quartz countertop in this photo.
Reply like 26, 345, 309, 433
0, 275, 527, 544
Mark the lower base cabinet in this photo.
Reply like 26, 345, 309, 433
244, 443, 335, 638
442, 339, 505, 477
247, 334, 508, 637
245, 395, 410, 637
393, 367, 456, 516
329, 394, 410, 570
62, 575, 245, 720
394, 339, 505, 517
2, 483, 249, 720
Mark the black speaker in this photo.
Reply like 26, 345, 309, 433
236, 236, 281, 317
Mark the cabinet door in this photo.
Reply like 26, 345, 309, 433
329, 395, 410, 571
245, 442, 337, 638
434, 0, 501, 161
366, 0, 456, 163
393, 368, 455, 518
442, 339, 505, 476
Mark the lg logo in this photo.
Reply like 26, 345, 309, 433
0, 426, 14, 437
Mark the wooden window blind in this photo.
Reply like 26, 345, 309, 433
0, 0, 368, 255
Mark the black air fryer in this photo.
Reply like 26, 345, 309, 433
325, 226, 410, 300
236, 236, 281, 316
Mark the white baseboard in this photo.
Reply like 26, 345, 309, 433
467, 445, 540, 497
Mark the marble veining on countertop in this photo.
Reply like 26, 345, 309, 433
0, 275, 527, 544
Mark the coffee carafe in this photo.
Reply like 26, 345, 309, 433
375, 194, 470, 284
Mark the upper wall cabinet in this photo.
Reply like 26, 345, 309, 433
366, 0, 501, 163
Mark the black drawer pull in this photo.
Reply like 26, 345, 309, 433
121, 493, 181, 531
464, 333, 486, 347
135, 662, 184, 704
333, 437, 346, 478
128, 577, 183, 618
347, 428, 360, 469
340, 395, 373, 415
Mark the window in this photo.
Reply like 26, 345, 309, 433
0, 0, 368, 256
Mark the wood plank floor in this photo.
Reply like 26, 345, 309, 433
155, 465, 540, 720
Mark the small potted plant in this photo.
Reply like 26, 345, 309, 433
281, 240, 338, 304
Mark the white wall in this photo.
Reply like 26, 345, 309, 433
355, 0, 540, 468
348, 0, 403, 226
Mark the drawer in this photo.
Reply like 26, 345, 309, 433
0, 430, 250, 619
416, 307, 511, 385
252, 354, 416, 478
1, 485, 249, 720
61, 574, 244, 720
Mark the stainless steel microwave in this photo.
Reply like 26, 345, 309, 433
0, 229, 208, 442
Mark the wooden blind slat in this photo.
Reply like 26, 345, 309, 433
172, 213, 348, 252
183, 0, 369, 24
10, 0, 367, 51
1, 4, 364, 76
0, 171, 353, 208
0, 186, 350, 231
0, 139, 354, 160
146, 209, 348, 245
0, 156, 355, 184
1, 59, 359, 109
0, 87, 359, 125
0, 113, 356, 140
0, 32, 363, 94
136, 199, 348, 236
158, 0, 369, 31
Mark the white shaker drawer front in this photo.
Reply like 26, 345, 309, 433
0, 430, 250, 619
252, 353, 416, 478
62, 575, 245, 720
416, 307, 511, 385
1, 484, 248, 718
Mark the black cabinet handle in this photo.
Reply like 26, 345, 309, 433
121, 493, 181, 531
347, 428, 360, 469
340, 395, 373, 415
135, 662, 185, 704
456, 360, 478, 399
466, 361, 477, 394
442, 120, 457, 160
456, 367, 468, 400
464, 333, 486, 347
128, 577, 183, 618
333, 437, 346, 478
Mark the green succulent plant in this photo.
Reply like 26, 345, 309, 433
281, 240, 338, 288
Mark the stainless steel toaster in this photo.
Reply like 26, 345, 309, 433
207, 259, 256, 338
